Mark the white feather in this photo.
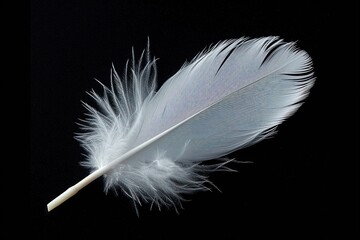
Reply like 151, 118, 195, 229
75, 36, 314, 210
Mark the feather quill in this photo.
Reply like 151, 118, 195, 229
47, 37, 315, 212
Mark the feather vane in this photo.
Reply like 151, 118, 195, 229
47, 37, 315, 212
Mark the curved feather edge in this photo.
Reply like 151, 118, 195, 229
76, 37, 315, 211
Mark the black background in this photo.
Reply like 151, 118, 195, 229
28, 0, 358, 239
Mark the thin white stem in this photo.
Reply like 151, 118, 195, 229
47, 169, 105, 212
47, 143, 142, 212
